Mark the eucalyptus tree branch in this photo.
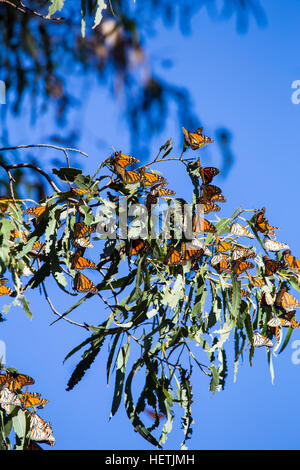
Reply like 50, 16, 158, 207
41, 282, 89, 330
0, 162, 61, 193
0, 0, 65, 22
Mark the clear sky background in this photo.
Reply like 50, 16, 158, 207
1, 0, 300, 450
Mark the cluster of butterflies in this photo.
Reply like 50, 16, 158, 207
0, 369, 55, 448
1, 126, 300, 349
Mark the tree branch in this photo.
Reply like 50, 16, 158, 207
0, 0, 65, 22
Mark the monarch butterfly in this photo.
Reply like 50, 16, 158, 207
262, 256, 282, 277
145, 408, 166, 420
200, 184, 223, 202
28, 412, 55, 445
70, 188, 97, 198
259, 290, 275, 307
264, 238, 289, 252
246, 273, 265, 288
0, 285, 13, 296
0, 385, 22, 413
210, 193, 226, 204
31, 241, 45, 253
193, 215, 216, 234
182, 126, 214, 150
0, 196, 13, 212
139, 167, 166, 187
290, 318, 300, 329
267, 316, 295, 343
230, 223, 255, 239
210, 253, 232, 274
113, 151, 140, 170
10, 230, 28, 242
211, 253, 227, 266
73, 222, 96, 239
267, 317, 292, 328
252, 331, 273, 348
72, 222, 95, 248
186, 239, 212, 257
129, 238, 150, 256
231, 247, 256, 261
74, 272, 98, 294
275, 285, 300, 311
199, 166, 220, 185
71, 251, 98, 270
72, 237, 94, 249
282, 250, 300, 271
215, 237, 237, 253
164, 245, 186, 266
196, 199, 221, 214
24, 206, 47, 218
150, 182, 176, 197
254, 208, 278, 237
215, 259, 232, 274
20, 391, 49, 409
181, 241, 204, 262
0, 372, 35, 391
232, 258, 254, 276
122, 169, 141, 185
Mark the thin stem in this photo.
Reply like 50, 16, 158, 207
0, 143, 88, 158
41, 282, 88, 329
135, 157, 191, 172
0, 162, 61, 193
0, 1, 64, 22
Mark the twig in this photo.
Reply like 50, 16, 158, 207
0, 143, 88, 158
135, 157, 191, 172
0, 0, 65, 22
0, 162, 61, 193
41, 282, 89, 329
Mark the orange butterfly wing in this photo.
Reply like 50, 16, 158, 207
74, 272, 98, 294
72, 251, 98, 270
164, 245, 186, 266
0, 372, 35, 391
129, 239, 150, 256
193, 215, 216, 234
199, 166, 220, 185
24, 206, 46, 218
0, 285, 13, 296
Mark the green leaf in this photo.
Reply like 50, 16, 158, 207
47, 0, 65, 18
12, 409, 26, 441
289, 277, 300, 293
66, 334, 106, 391
106, 333, 121, 384
175, 369, 194, 449
4, 416, 13, 438
93, 0, 108, 29
124, 360, 161, 448
159, 398, 174, 446
215, 217, 231, 236
19, 297, 33, 320
278, 327, 293, 355
110, 343, 130, 418
52, 167, 82, 182
231, 277, 241, 319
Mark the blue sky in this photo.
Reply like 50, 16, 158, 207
1, 0, 300, 450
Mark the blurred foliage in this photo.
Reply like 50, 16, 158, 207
0, 128, 299, 448
0, 0, 266, 161
0, 365, 54, 450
